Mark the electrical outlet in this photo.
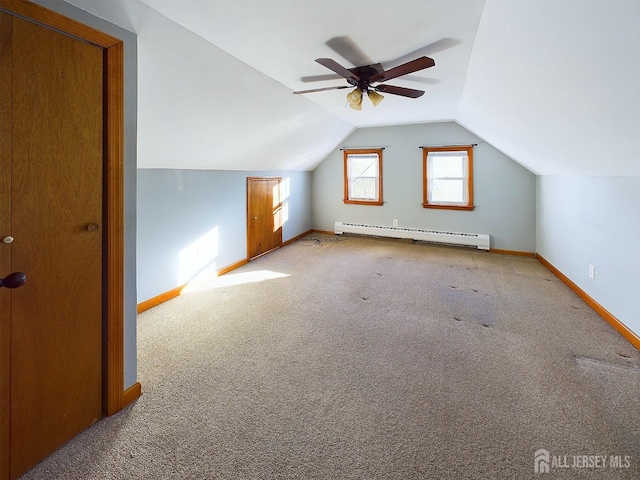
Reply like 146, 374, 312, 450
393, 219, 398, 227
588, 264, 595, 280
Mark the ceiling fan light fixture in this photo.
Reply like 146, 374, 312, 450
368, 90, 384, 107
346, 88, 362, 108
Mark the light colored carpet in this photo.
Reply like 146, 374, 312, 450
22, 234, 639, 479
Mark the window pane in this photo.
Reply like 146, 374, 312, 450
349, 155, 378, 177
350, 178, 377, 200
430, 179, 464, 203
432, 155, 464, 178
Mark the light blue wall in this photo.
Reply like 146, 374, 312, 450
137, 170, 312, 303
33, 0, 138, 389
537, 175, 640, 336
312, 122, 536, 252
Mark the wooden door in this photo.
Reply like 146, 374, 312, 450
0, 13, 104, 479
247, 177, 283, 259
0, 10, 11, 477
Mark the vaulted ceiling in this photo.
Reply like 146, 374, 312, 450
50, 0, 640, 175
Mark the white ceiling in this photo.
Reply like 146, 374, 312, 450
134, 0, 484, 128
44, 0, 640, 175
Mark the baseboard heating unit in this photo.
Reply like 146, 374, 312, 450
334, 222, 491, 250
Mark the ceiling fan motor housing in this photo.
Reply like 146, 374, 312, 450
349, 63, 385, 92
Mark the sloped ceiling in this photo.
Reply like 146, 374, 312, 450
45, 0, 640, 175
459, 0, 640, 175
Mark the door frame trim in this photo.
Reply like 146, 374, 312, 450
0, 0, 126, 421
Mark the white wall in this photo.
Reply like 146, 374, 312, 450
312, 122, 536, 252
537, 176, 640, 336
137, 170, 312, 303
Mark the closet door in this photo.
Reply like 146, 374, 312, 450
247, 177, 283, 259
0, 13, 104, 479
0, 10, 12, 478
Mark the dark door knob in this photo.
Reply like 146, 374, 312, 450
0, 272, 27, 289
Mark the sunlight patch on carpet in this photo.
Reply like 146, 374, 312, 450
181, 269, 290, 294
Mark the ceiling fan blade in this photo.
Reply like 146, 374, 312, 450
325, 36, 373, 67
316, 58, 360, 83
383, 38, 461, 68
373, 56, 435, 83
293, 85, 350, 94
402, 75, 440, 86
300, 73, 342, 83
374, 84, 425, 98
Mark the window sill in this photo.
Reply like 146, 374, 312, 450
422, 203, 475, 211
344, 200, 384, 206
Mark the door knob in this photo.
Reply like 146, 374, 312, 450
0, 272, 26, 289
3, 236, 13, 244
86, 223, 100, 232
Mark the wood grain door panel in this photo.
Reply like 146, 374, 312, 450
247, 177, 282, 259
0, 12, 12, 479
5, 15, 104, 478
0, 2, 127, 477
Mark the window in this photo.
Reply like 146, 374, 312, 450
422, 145, 474, 210
343, 149, 383, 205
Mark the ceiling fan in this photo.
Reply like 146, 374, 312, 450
293, 56, 435, 110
